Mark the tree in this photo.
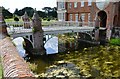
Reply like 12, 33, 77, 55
37, 11, 45, 18
14, 8, 19, 16
21, 7, 34, 17
42, 7, 52, 13
51, 7, 57, 18
13, 7, 34, 17
42, 7, 57, 19
42, 7, 52, 17
2, 7, 13, 19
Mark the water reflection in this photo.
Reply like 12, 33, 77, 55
12, 36, 58, 58
12, 37, 26, 57
44, 37, 58, 54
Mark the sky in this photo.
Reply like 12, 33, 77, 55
0, 0, 57, 13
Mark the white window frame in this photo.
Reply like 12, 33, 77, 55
74, 2, 78, 8
58, 2, 65, 9
81, 1, 84, 7
88, 13, 91, 22
58, 13, 65, 21
68, 2, 72, 9
70, 14, 72, 21
81, 13, 85, 22
58, 13, 61, 21
75, 14, 78, 22
58, 2, 61, 9
88, 0, 92, 6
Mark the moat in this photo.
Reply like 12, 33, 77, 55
27, 45, 120, 78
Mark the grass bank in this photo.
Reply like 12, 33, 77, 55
5, 18, 57, 26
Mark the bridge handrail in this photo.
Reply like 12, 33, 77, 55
5, 21, 95, 27
5, 21, 95, 34
48, 21, 95, 27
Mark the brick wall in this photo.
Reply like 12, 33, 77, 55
0, 37, 36, 79
63, 1, 120, 28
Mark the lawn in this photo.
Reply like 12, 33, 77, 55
5, 18, 57, 26
5, 18, 23, 22
110, 38, 120, 46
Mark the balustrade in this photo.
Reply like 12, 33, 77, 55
49, 21, 95, 27
4, 21, 95, 34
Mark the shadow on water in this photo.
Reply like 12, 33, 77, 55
28, 54, 63, 74
27, 44, 120, 78
28, 41, 101, 74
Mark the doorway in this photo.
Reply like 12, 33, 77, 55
97, 11, 107, 40
98, 11, 107, 27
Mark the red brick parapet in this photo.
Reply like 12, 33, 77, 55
0, 37, 36, 79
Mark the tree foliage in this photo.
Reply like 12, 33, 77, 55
14, 7, 34, 17
37, 11, 46, 18
14, 8, 19, 16
2, 7, 13, 19
2, 6, 57, 19
42, 7, 57, 19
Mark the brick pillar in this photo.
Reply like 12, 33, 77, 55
22, 12, 30, 28
0, 7, 8, 39
32, 11, 46, 55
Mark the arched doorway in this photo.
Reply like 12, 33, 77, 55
98, 11, 107, 27
97, 11, 107, 40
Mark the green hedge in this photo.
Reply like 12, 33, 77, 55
110, 38, 120, 46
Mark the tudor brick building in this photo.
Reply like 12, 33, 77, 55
57, 1, 120, 28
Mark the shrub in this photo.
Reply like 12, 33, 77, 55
110, 38, 120, 46
32, 27, 40, 33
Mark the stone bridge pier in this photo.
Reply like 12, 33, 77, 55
31, 11, 46, 55
11, 11, 46, 55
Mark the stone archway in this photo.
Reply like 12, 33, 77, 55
97, 11, 107, 40
78, 32, 93, 41
23, 38, 34, 58
12, 37, 34, 58
97, 10, 107, 27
